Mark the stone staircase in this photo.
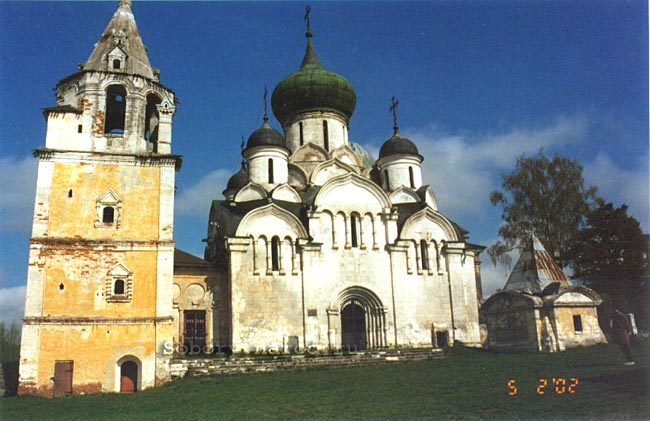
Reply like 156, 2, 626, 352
171, 348, 444, 378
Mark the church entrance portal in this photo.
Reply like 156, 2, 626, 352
341, 302, 367, 350
330, 286, 387, 350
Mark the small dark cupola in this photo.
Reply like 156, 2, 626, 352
377, 97, 424, 192
243, 88, 290, 189
379, 97, 421, 160
245, 114, 287, 150
223, 161, 249, 200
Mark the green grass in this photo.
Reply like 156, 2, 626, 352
2, 339, 648, 420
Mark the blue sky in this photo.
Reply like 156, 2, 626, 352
0, 1, 648, 325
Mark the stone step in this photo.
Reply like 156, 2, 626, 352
171, 348, 445, 378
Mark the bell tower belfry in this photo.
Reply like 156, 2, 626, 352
19, 0, 179, 396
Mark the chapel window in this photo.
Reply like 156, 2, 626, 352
350, 214, 359, 248
409, 166, 415, 189
420, 240, 430, 270
573, 315, 583, 332
104, 85, 127, 134
271, 236, 280, 271
299, 122, 304, 146
112, 59, 121, 70
384, 170, 390, 191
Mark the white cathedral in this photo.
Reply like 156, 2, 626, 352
19, 0, 484, 395
201, 21, 485, 353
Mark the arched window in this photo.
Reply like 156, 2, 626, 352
145, 94, 162, 144
420, 240, 429, 270
268, 159, 274, 184
384, 170, 390, 191
323, 120, 329, 150
350, 214, 359, 248
271, 236, 280, 271
114, 279, 125, 295
299, 122, 304, 146
409, 166, 415, 189
103, 207, 115, 223
104, 85, 127, 134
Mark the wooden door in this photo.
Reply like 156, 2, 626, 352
53, 361, 73, 397
184, 310, 207, 351
341, 303, 367, 351
120, 361, 138, 393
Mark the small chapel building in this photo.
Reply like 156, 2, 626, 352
19, 0, 484, 396
481, 236, 606, 352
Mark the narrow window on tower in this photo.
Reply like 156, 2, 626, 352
420, 240, 429, 270
384, 170, 390, 191
271, 236, 280, 271
102, 206, 115, 223
268, 158, 274, 184
350, 214, 359, 248
114, 279, 125, 295
409, 166, 415, 189
323, 120, 329, 150
145, 93, 162, 146
104, 85, 127, 134
299, 122, 304, 146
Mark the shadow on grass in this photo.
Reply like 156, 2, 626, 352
583, 367, 650, 396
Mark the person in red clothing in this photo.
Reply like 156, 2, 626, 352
611, 307, 634, 365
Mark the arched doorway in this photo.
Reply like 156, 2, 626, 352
120, 360, 138, 393
329, 286, 387, 350
341, 302, 367, 351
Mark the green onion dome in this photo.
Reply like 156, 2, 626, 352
272, 31, 356, 126
245, 114, 287, 150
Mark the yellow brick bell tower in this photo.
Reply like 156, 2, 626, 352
18, 0, 179, 396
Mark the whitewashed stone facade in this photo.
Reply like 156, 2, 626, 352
204, 29, 484, 353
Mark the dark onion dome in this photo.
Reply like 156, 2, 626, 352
226, 164, 248, 191
271, 31, 356, 126
378, 130, 421, 159
245, 114, 287, 150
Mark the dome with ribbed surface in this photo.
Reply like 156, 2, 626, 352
349, 141, 376, 168
246, 115, 287, 150
272, 31, 356, 126
379, 131, 420, 159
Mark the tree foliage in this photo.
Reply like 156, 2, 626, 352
489, 150, 597, 268
0, 322, 21, 362
570, 200, 648, 291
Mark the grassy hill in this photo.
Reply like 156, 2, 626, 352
2, 339, 648, 420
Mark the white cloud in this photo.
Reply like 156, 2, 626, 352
0, 285, 25, 327
0, 155, 38, 232
584, 153, 650, 231
404, 115, 589, 219
175, 169, 231, 216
